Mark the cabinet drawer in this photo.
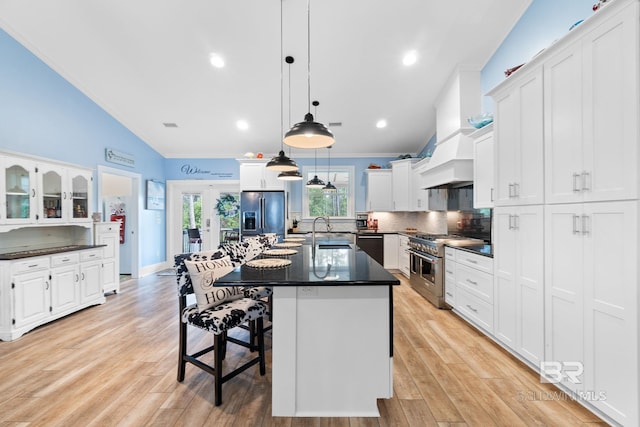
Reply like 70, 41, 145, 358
455, 250, 493, 274
51, 252, 79, 267
80, 249, 102, 262
444, 246, 456, 261
12, 257, 50, 274
444, 276, 455, 306
456, 263, 493, 303
456, 287, 493, 333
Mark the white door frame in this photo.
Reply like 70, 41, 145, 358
166, 180, 240, 260
97, 165, 141, 279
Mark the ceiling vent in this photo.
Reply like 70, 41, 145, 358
163, 122, 178, 128
328, 122, 342, 127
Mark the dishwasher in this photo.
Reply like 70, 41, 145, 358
356, 233, 384, 265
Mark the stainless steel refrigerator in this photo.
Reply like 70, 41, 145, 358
240, 191, 285, 241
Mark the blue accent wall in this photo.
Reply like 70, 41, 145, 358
481, 0, 596, 111
0, 28, 166, 269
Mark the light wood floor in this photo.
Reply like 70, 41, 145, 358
0, 273, 607, 426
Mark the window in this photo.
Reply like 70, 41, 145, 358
303, 165, 354, 218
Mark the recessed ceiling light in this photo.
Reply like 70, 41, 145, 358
236, 120, 249, 131
376, 120, 387, 129
210, 53, 225, 68
402, 50, 417, 66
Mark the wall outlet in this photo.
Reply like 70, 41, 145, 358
299, 285, 318, 297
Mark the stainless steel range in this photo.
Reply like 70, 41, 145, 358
408, 233, 483, 309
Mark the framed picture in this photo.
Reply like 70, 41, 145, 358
146, 180, 165, 210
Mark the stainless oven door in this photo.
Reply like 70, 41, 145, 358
409, 250, 438, 285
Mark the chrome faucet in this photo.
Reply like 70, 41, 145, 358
312, 216, 332, 258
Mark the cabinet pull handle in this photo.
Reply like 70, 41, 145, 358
75, 274, 79, 282
490, 188, 494, 202
446, 269, 454, 274
466, 258, 478, 264
508, 183, 514, 198
581, 171, 590, 191
28, 264, 38, 268
466, 279, 478, 285
45, 281, 49, 290
466, 304, 478, 313
63, 191, 67, 200
572, 215, 581, 234
446, 292, 453, 297
81, 273, 85, 280
573, 173, 581, 192
581, 215, 589, 235
32, 188, 36, 198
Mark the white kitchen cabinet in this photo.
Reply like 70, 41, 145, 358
1, 155, 38, 225
1, 152, 93, 228
544, 7, 637, 205
493, 205, 544, 366
489, 66, 544, 207
545, 201, 637, 423
390, 158, 418, 211
383, 234, 398, 269
50, 252, 80, 315
471, 124, 494, 209
12, 260, 50, 330
364, 169, 392, 211
239, 159, 284, 191
0, 249, 106, 341
447, 247, 494, 334
411, 168, 429, 211
80, 249, 103, 304
397, 234, 410, 278
94, 222, 120, 294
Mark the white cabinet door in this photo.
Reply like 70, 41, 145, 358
50, 263, 80, 315
390, 160, 412, 211
365, 169, 392, 211
12, 269, 50, 328
2, 155, 38, 225
383, 234, 398, 269
397, 235, 410, 278
544, 42, 584, 204
38, 163, 66, 224
473, 127, 494, 208
581, 8, 638, 203
582, 200, 637, 424
546, 8, 638, 205
493, 67, 544, 207
544, 204, 585, 394
493, 208, 518, 350
80, 251, 103, 304
68, 169, 92, 223
239, 161, 284, 191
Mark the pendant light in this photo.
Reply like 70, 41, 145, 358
278, 56, 303, 181
283, 0, 335, 149
267, 0, 298, 172
322, 145, 337, 192
306, 149, 325, 188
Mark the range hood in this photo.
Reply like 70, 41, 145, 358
419, 67, 480, 189
420, 130, 474, 189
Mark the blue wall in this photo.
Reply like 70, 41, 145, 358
0, 28, 166, 269
481, 0, 596, 111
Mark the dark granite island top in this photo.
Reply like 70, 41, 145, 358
221, 242, 398, 417
218, 243, 400, 287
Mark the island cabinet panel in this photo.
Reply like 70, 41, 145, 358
272, 285, 392, 417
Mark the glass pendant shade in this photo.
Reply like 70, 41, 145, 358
306, 175, 325, 188
277, 169, 303, 181
284, 113, 335, 149
266, 150, 298, 171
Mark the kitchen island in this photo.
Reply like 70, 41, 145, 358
218, 242, 399, 417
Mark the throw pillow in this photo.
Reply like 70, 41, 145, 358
184, 256, 244, 311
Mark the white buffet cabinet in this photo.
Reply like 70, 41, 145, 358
94, 222, 120, 294
0, 247, 106, 341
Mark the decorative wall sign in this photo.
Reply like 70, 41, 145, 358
105, 148, 135, 167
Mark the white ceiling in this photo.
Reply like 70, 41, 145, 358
0, 0, 531, 159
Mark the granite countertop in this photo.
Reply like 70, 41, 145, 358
447, 244, 493, 258
218, 243, 400, 287
0, 244, 106, 260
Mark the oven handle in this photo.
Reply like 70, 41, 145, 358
409, 250, 439, 264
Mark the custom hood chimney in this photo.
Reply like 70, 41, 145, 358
420, 67, 480, 189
